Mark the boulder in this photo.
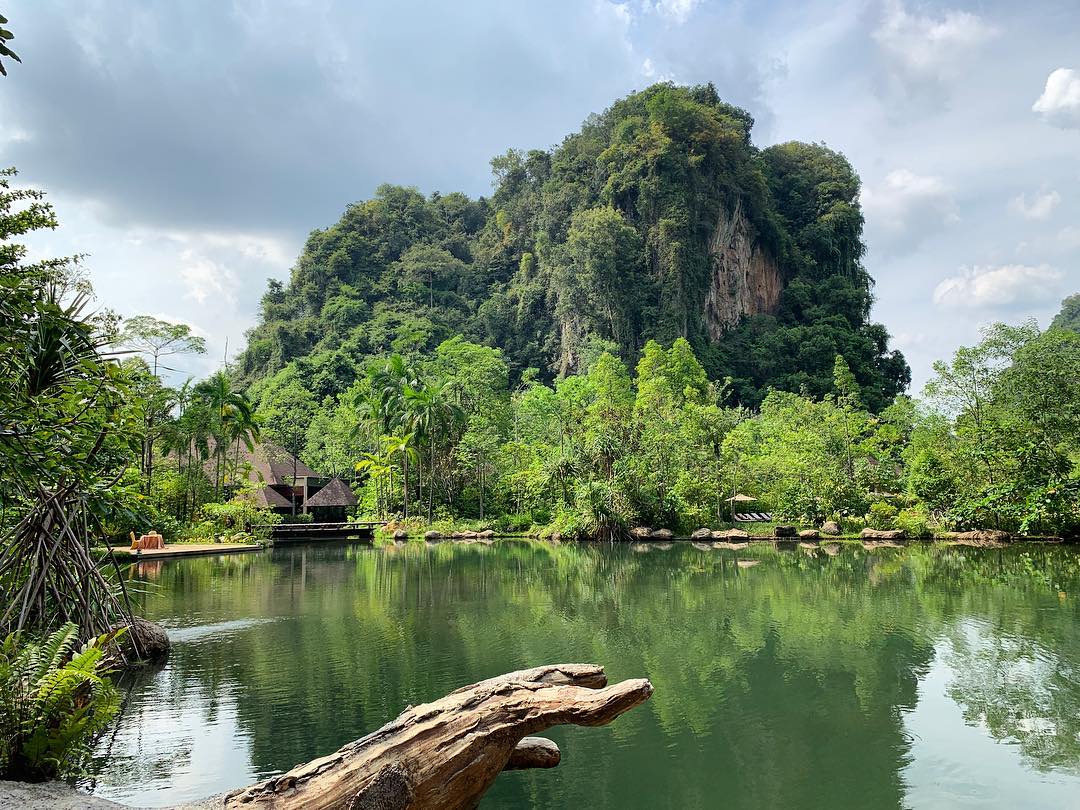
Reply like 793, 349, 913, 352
859, 528, 905, 540
773, 525, 797, 538
424, 530, 442, 540
478, 529, 496, 538
690, 528, 713, 540
939, 529, 1011, 546
650, 528, 674, 540
798, 529, 820, 540
820, 521, 841, 536
114, 617, 170, 666
630, 526, 652, 539
712, 528, 749, 540
393, 529, 409, 540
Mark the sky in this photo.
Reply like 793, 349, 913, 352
1, 0, 1077, 390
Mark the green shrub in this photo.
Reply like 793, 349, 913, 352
186, 499, 281, 542
492, 513, 538, 533
895, 507, 932, 539
839, 515, 867, 535
0, 623, 124, 782
867, 501, 898, 530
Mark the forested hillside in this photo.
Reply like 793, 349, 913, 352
235, 83, 909, 410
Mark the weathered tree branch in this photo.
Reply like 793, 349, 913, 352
224, 664, 652, 810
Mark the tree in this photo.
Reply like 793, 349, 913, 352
192, 371, 259, 499
118, 316, 206, 492
0, 14, 19, 76
1051, 293, 1080, 333
0, 168, 137, 637
259, 379, 317, 515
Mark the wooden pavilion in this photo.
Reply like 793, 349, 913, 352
301, 477, 358, 523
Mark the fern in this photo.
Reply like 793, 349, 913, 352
0, 622, 124, 782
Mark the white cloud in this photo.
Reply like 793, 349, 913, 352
1032, 68, 1080, 129
641, 57, 656, 77
861, 169, 958, 253
933, 264, 1065, 309
653, 0, 701, 24
1009, 189, 1061, 220
872, 0, 997, 104
180, 252, 240, 307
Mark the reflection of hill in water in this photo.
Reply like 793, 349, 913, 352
92, 542, 1080, 808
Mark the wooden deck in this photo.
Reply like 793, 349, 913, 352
254, 521, 385, 543
109, 543, 263, 559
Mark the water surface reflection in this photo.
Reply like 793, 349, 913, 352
88, 541, 1080, 808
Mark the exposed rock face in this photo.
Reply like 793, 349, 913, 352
820, 521, 841, 536
703, 199, 784, 340
860, 528, 905, 540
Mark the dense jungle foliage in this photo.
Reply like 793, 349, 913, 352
249, 313, 1080, 539
234, 83, 910, 411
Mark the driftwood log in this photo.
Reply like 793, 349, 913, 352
224, 664, 652, 810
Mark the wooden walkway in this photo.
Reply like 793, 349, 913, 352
255, 521, 385, 543
109, 543, 263, 559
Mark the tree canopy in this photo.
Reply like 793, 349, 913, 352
234, 83, 908, 411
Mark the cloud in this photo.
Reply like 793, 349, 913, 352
1032, 68, 1080, 129
860, 169, 958, 254
933, 264, 1066, 309
652, 0, 701, 24
872, 0, 997, 108
1009, 190, 1061, 220
0, 2, 644, 235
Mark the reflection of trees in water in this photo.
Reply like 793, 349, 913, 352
95, 543, 1080, 807
942, 619, 1080, 772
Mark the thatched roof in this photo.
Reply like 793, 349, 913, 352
726, 493, 757, 503
241, 442, 321, 485
185, 439, 323, 486
254, 484, 293, 508
303, 477, 357, 508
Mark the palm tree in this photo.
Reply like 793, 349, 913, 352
384, 433, 418, 518
404, 378, 464, 521
225, 401, 261, 491
195, 370, 255, 498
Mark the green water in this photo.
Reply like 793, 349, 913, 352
88, 540, 1080, 808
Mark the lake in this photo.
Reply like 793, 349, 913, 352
87, 540, 1080, 808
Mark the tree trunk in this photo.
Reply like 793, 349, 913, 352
428, 440, 436, 523
223, 664, 652, 810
